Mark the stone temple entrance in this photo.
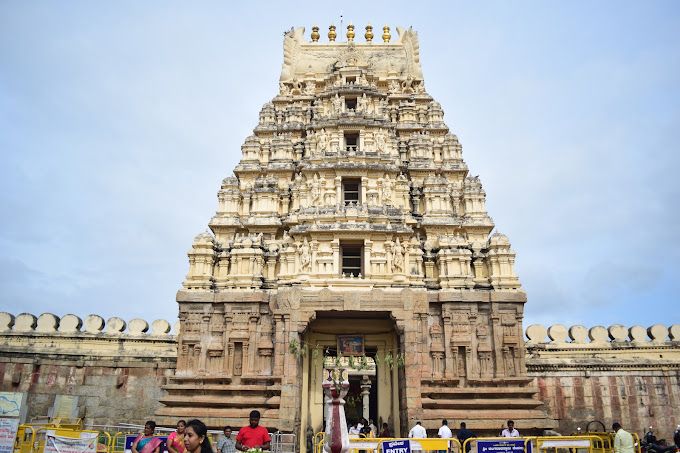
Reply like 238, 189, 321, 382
300, 312, 401, 445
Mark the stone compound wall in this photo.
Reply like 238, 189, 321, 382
1, 312, 678, 438
0, 312, 177, 425
526, 323, 680, 442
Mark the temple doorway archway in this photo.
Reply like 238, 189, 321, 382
299, 311, 401, 450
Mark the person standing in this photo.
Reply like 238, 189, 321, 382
674, 425, 680, 448
379, 423, 391, 438
408, 421, 427, 438
132, 421, 162, 453
183, 419, 213, 453
501, 420, 520, 438
217, 426, 236, 453
167, 420, 187, 453
612, 422, 635, 453
457, 422, 476, 453
438, 420, 452, 453
235, 410, 271, 451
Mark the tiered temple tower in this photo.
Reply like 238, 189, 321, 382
156, 25, 554, 443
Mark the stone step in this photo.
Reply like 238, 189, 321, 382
421, 408, 551, 421
420, 416, 558, 432
168, 375, 280, 384
422, 397, 544, 409
159, 395, 280, 408
421, 386, 538, 396
155, 410, 281, 431
163, 383, 281, 393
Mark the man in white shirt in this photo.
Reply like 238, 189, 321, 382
409, 421, 427, 438
438, 419, 453, 453
500, 420, 520, 438
438, 419, 453, 439
613, 422, 635, 453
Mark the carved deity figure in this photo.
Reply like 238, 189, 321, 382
382, 174, 394, 203
332, 94, 343, 114
299, 238, 311, 272
388, 79, 400, 93
357, 94, 368, 113
310, 174, 322, 204
357, 72, 368, 86
317, 129, 328, 152
375, 130, 386, 152
304, 81, 315, 95
392, 238, 405, 273
279, 82, 291, 95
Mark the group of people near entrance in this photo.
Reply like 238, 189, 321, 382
131, 411, 270, 453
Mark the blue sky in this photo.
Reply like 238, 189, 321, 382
1, 1, 678, 329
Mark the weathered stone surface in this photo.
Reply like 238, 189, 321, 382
547, 324, 568, 343
526, 324, 547, 343
608, 324, 627, 342
84, 315, 105, 333
629, 325, 648, 342
150, 319, 170, 336
569, 325, 588, 343
36, 313, 59, 333
58, 314, 82, 333
0, 313, 13, 331
15, 313, 36, 332
127, 319, 148, 335
648, 324, 667, 343
670, 324, 680, 341
105, 317, 126, 334
589, 326, 608, 344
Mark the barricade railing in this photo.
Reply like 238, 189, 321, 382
314, 432, 324, 453
347, 436, 462, 453
271, 432, 297, 453
463, 436, 529, 453
525, 435, 604, 453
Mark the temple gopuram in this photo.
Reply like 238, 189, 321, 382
155, 24, 555, 438
1, 24, 677, 450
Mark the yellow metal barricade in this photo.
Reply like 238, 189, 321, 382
462, 436, 530, 453
528, 435, 605, 453
347, 436, 462, 453
314, 432, 325, 453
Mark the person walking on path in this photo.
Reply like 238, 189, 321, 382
457, 422, 476, 453
217, 426, 236, 453
236, 410, 271, 451
613, 423, 635, 453
409, 421, 427, 438
501, 420, 519, 438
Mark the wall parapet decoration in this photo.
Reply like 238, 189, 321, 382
525, 323, 679, 346
0, 312, 178, 337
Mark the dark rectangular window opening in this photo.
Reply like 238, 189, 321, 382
344, 133, 359, 152
345, 98, 357, 110
346, 76, 356, 84
342, 178, 360, 205
341, 242, 363, 277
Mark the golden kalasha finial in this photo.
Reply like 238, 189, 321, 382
365, 24, 374, 42
347, 23, 355, 42
382, 25, 391, 43
311, 26, 320, 42
328, 24, 337, 42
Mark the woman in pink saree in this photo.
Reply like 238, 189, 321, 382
132, 421, 162, 453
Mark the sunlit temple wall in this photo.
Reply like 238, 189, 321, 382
0, 313, 176, 425
1, 312, 678, 439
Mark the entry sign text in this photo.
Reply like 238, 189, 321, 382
382, 439, 411, 453
477, 440, 530, 453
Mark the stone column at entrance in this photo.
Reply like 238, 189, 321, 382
360, 375, 371, 420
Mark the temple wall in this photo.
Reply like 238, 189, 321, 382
0, 313, 176, 425
526, 323, 680, 441
1, 312, 678, 439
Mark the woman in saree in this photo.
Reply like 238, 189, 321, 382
132, 421, 162, 453
167, 420, 187, 453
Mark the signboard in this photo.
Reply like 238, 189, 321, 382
44, 432, 97, 453
477, 439, 530, 453
124, 435, 168, 453
382, 439, 411, 453
0, 418, 20, 453
0, 392, 25, 419
539, 440, 590, 448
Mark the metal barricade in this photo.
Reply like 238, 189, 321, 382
271, 432, 297, 453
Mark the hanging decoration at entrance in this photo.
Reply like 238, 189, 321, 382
286, 339, 405, 369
